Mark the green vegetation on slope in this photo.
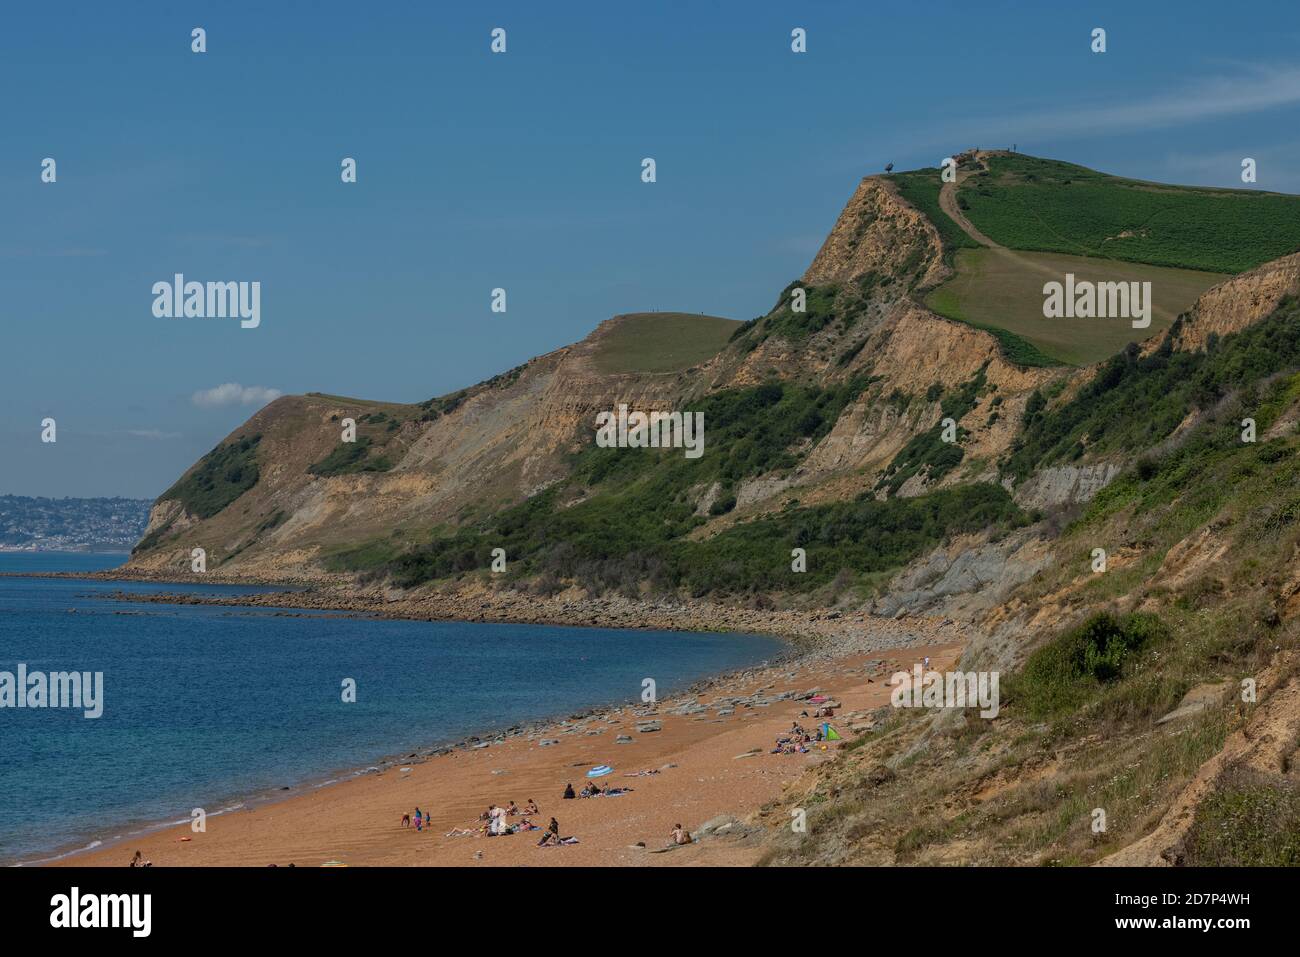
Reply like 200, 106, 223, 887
307, 436, 394, 476
591, 313, 741, 374
161, 433, 262, 519
960, 154, 1300, 273
332, 378, 1029, 597
877, 366, 988, 494
1005, 612, 1168, 719
1184, 771, 1300, 866
890, 168, 981, 263
1004, 295, 1300, 480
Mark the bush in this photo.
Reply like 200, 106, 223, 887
1007, 612, 1168, 718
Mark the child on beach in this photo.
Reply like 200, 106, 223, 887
524, 799, 539, 814
129, 850, 152, 867
401, 812, 411, 828
669, 824, 692, 846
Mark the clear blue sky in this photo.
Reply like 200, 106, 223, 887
5, 0, 1300, 497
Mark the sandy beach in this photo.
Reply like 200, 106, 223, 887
53, 632, 963, 867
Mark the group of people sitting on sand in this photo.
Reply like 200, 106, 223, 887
480, 798, 542, 836
798, 705, 836, 719
561, 781, 634, 799
771, 721, 832, 754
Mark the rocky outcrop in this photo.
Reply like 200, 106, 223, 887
802, 177, 948, 289
1011, 463, 1121, 510
1150, 250, 1300, 355
873, 528, 1053, 621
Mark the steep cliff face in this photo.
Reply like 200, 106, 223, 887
129, 318, 710, 577
1159, 250, 1300, 354
131, 161, 1300, 591
802, 176, 949, 289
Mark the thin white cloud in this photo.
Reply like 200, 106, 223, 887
191, 383, 283, 408
941, 63, 1300, 145
125, 429, 182, 440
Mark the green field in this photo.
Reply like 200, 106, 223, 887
959, 154, 1300, 274
591, 312, 741, 374
926, 248, 1226, 366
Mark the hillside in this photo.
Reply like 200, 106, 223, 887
126, 153, 1300, 866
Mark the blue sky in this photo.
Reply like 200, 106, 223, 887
4, 0, 1300, 497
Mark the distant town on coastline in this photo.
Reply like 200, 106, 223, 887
0, 495, 151, 551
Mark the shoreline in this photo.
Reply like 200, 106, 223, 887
52, 635, 964, 867
13, 627, 798, 868
10, 570, 971, 867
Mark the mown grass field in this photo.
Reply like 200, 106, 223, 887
925, 248, 1226, 366
591, 312, 740, 374
959, 154, 1300, 274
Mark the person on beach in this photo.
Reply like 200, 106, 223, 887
401, 812, 411, 828
506, 800, 519, 816
537, 817, 561, 846
669, 824, 692, 846
524, 798, 539, 814
129, 850, 152, 867
562, 783, 575, 800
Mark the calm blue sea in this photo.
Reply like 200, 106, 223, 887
0, 552, 783, 864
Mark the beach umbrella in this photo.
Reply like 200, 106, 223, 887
586, 765, 613, 778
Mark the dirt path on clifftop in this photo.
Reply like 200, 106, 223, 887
939, 175, 998, 249
938, 168, 1057, 282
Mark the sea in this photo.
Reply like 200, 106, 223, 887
0, 552, 784, 864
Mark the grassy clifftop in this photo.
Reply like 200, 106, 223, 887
960, 154, 1300, 273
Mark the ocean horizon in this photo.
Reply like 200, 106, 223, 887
0, 552, 783, 865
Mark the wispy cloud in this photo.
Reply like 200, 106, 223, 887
0, 247, 108, 258
124, 429, 183, 440
942, 63, 1300, 144
191, 383, 282, 408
